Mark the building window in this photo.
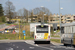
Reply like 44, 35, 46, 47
74, 16, 75, 19
67, 17, 70, 19
61, 16, 63, 18
67, 20, 70, 22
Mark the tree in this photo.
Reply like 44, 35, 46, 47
48, 13, 53, 23
17, 8, 28, 23
23, 8, 28, 23
4, 1, 15, 21
0, 4, 4, 17
30, 10, 33, 22
0, 4, 5, 22
33, 7, 52, 23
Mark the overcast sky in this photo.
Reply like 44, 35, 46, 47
0, 0, 75, 15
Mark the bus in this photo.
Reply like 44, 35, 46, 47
34, 24, 50, 44
61, 22, 75, 47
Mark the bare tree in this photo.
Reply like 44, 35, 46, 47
33, 7, 52, 23
17, 8, 28, 23
30, 10, 33, 22
4, 0, 15, 21
48, 13, 53, 23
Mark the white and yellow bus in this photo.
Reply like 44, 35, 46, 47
34, 24, 50, 44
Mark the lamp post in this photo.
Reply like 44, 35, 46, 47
40, 6, 46, 24
59, 0, 61, 37
43, 14, 46, 24
59, 0, 63, 37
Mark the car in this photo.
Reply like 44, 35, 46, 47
0, 31, 4, 34
4, 28, 10, 33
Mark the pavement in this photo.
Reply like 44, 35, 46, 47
51, 37, 60, 39
0, 40, 75, 50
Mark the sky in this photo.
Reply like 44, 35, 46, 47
0, 0, 75, 15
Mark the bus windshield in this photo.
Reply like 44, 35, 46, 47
36, 25, 48, 33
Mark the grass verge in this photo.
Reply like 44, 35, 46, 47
51, 39, 61, 43
0, 33, 34, 40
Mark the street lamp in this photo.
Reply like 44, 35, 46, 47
43, 14, 46, 24
40, 6, 45, 24
59, 0, 63, 37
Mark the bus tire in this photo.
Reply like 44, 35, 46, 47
73, 45, 75, 48
63, 39, 67, 46
34, 41, 37, 44
47, 41, 50, 44
64, 44, 67, 46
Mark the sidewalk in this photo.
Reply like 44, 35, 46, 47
51, 37, 60, 39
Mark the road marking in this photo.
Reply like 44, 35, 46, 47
8, 42, 10, 43
22, 49, 24, 50
50, 46, 75, 49
10, 48, 14, 50
29, 47, 34, 49
35, 44, 38, 46
25, 41, 54, 50
17, 46, 19, 48
6, 47, 14, 50
13, 44, 15, 46
65, 47, 75, 49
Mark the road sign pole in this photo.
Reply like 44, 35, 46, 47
24, 36, 25, 39
19, 21, 21, 39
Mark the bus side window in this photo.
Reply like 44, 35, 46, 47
61, 27, 64, 33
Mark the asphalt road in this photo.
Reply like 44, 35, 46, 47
0, 40, 75, 50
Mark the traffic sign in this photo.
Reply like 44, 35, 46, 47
24, 34, 26, 36
23, 30, 25, 34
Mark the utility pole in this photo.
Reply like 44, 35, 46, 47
59, 0, 61, 40
19, 20, 21, 39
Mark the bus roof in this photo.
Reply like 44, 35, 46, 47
61, 22, 75, 26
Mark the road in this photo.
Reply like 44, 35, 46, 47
0, 40, 75, 50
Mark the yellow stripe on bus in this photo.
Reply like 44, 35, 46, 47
44, 33, 48, 39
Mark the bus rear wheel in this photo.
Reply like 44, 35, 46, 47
64, 44, 67, 46
47, 41, 50, 44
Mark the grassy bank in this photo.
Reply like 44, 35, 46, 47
0, 33, 33, 40
0, 22, 5, 24
0, 33, 61, 43
51, 39, 61, 43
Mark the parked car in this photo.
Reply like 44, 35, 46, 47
0, 31, 4, 34
4, 28, 10, 33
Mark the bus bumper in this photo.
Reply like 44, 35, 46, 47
34, 39, 50, 41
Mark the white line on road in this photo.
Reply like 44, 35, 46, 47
13, 44, 15, 46
29, 47, 34, 49
17, 46, 19, 48
25, 41, 54, 50
22, 49, 24, 50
